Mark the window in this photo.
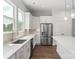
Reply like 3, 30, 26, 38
17, 8, 24, 37
3, 0, 14, 32
3, 0, 25, 40
18, 9, 24, 31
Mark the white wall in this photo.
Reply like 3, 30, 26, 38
40, 11, 72, 36
53, 11, 72, 36
32, 16, 40, 29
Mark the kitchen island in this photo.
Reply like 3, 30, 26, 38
53, 36, 75, 59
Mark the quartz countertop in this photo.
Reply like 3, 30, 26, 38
3, 34, 36, 59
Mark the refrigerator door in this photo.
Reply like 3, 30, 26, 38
40, 23, 53, 45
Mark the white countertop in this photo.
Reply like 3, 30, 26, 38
53, 36, 75, 54
3, 34, 36, 59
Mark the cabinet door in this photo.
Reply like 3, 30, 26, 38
24, 41, 30, 59
24, 43, 28, 59
16, 47, 25, 59
25, 12, 32, 29
27, 46, 30, 59
35, 34, 40, 45
8, 54, 15, 59
27, 41, 31, 58
33, 36, 36, 48
25, 13, 30, 29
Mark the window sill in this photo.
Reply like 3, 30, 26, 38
3, 32, 13, 34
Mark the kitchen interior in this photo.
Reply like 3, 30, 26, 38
3, 0, 75, 59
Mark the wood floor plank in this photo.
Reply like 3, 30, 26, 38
30, 45, 61, 59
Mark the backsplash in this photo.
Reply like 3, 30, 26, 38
3, 33, 13, 43
3, 29, 38, 43
24, 29, 36, 34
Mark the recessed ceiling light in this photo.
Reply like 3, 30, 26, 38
71, 13, 75, 18
64, 16, 68, 21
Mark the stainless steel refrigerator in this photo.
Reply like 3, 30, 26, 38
40, 23, 53, 46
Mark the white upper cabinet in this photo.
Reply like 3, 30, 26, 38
24, 12, 32, 29
40, 16, 53, 23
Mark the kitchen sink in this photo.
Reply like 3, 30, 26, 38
12, 40, 26, 44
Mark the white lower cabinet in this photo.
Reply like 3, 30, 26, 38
16, 47, 25, 59
33, 34, 40, 48
8, 40, 31, 59
27, 46, 30, 59
16, 41, 30, 59
8, 54, 16, 59
24, 41, 30, 59
23, 44, 28, 59
35, 34, 40, 45
33, 36, 36, 48
32, 35, 38, 48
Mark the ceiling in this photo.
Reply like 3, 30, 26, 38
22, 0, 75, 16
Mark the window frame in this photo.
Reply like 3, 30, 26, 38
3, 0, 25, 38
3, 0, 15, 33
17, 8, 25, 37
17, 8, 25, 32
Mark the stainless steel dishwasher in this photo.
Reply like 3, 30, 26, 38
30, 38, 33, 57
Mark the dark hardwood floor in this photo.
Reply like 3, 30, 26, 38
30, 45, 61, 59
